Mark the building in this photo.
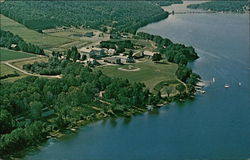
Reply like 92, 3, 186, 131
142, 51, 160, 59
103, 57, 121, 64
126, 57, 135, 63
143, 50, 155, 57
10, 44, 17, 49
99, 91, 105, 98
80, 47, 105, 58
106, 49, 116, 55
87, 58, 99, 65
110, 33, 121, 39
84, 32, 94, 37
89, 48, 105, 58
134, 51, 144, 59
80, 47, 92, 54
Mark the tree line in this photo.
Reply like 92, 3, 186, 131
187, 1, 249, 13
0, 29, 44, 55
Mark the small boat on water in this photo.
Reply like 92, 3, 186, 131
212, 77, 215, 82
224, 84, 230, 88
200, 90, 206, 94
196, 89, 206, 94
239, 82, 242, 86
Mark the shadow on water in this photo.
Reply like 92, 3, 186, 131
101, 118, 108, 126
148, 108, 160, 116
109, 118, 117, 128
122, 116, 132, 125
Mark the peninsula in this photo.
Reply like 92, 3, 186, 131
0, 0, 200, 158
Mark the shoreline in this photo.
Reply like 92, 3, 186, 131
4, 92, 196, 160
1, 2, 201, 159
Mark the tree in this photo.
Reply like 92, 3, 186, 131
128, 50, 133, 58
0, 109, 14, 134
30, 101, 43, 120
165, 86, 172, 98
156, 91, 161, 100
176, 84, 185, 95
116, 47, 125, 53
152, 53, 162, 61
81, 55, 87, 61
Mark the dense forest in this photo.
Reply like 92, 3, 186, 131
187, 1, 249, 13
0, 1, 174, 34
0, 29, 44, 55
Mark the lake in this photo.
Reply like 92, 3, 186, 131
24, 2, 250, 160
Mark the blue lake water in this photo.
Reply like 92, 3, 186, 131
24, 5, 250, 160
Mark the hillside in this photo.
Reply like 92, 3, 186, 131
0, 1, 175, 34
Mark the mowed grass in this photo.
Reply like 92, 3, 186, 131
97, 60, 178, 92
0, 48, 36, 61
0, 63, 26, 83
0, 14, 73, 49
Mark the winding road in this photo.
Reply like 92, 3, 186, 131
1, 56, 62, 79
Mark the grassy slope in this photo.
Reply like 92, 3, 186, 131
0, 14, 73, 49
0, 63, 26, 83
0, 48, 35, 61
97, 60, 178, 92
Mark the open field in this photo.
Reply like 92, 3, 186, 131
97, 60, 179, 93
0, 48, 36, 61
0, 14, 109, 51
0, 14, 73, 49
0, 63, 26, 83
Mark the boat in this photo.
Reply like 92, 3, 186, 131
212, 77, 215, 83
239, 82, 242, 86
224, 84, 230, 88
200, 90, 206, 94
196, 89, 206, 94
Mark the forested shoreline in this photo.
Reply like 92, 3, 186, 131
187, 1, 249, 13
0, 59, 163, 157
0, 1, 172, 34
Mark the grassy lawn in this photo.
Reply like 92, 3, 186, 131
0, 63, 26, 83
0, 48, 36, 61
131, 39, 157, 51
0, 14, 73, 49
97, 60, 179, 92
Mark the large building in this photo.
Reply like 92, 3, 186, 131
80, 47, 105, 58
103, 57, 121, 64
